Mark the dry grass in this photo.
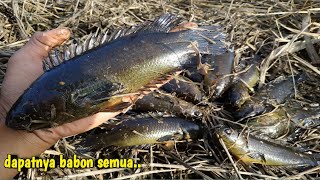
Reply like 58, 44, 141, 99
1, 0, 320, 179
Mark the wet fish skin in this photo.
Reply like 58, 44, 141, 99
6, 15, 226, 131
247, 108, 291, 139
248, 102, 320, 138
204, 51, 235, 99
217, 127, 320, 167
234, 74, 305, 119
77, 117, 204, 151
183, 67, 205, 83
133, 91, 203, 118
161, 77, 204, 104
228, 56, 260, 107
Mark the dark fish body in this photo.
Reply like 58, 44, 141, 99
161, 77, 204, 104
204, 51, 234, 99
77, 117, 204, 151
6, 14, 226, 131
133, 91, 203, 118
217, 127, 319, 167
228, 57, 260, 107
183, 65, 205, 83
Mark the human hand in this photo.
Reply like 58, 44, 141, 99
0, 21, 198, 179
0, 28, 120, 179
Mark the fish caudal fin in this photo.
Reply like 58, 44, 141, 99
186, 26, 227, 55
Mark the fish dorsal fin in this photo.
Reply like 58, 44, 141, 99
42, 14, 183, 71
138, 14, 182, 33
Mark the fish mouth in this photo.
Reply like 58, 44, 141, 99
5, 112, 46, 131
5, 116, 30, 130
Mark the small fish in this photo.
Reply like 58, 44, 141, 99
76, 117, 204, 152
204, 51, 235, 99
183, 64, 205, 83
6, 14, 226, 131
133, 91, 203, 118
217, 127, 320, 168
161, 76, 204, 104
234, 73, 305, 119
228, 56, 261, 107
248, 102, 320, 138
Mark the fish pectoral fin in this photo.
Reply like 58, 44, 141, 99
157, 135, 175, 142
247, 152, 267, 163
162, 141, 175, 150
197, 63, 210, 76
101, 101, 132, 112
76, 133, 108, 153
26, 120, 58, 132
71, 81, 126, 108
86, 83, 126, 105
157, 131, 184, 142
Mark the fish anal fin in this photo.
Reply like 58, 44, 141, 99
246, 152, 267, 164
139, 71, 182, 96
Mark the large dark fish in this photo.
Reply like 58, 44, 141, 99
76, 117, 204, 152
217, 127, 320, 168
6, 14, 226, 131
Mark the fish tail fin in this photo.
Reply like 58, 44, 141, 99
185, 26, 228, 55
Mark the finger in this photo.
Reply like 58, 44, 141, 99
1, 28, 71, 107
47, 112, 120, 139
170, 22, 198, 32
15, 28, 71, 62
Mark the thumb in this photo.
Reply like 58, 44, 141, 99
1, 28, 71, 108
19, 28, 71, 62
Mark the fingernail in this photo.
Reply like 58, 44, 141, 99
58, 28, 71, 37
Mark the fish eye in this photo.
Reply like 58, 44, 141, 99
193, 111, 202, 117
223, 128, 233, 135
